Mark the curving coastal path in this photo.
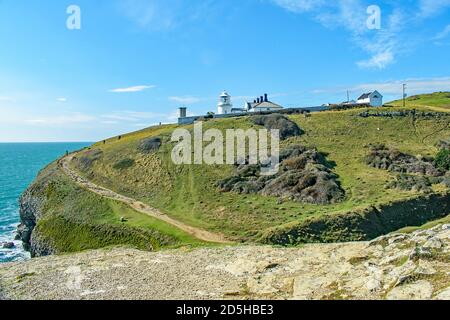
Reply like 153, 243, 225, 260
58, 154, 232, 244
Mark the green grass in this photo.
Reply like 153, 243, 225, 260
388, 91, 450, 111
397, 214, 450, 234
69, 98, 450, 242
33, 163, 206, 254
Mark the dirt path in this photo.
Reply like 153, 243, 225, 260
58, 154, 232, 244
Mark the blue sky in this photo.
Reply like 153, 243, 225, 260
1, 0, 450, 142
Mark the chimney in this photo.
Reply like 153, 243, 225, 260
260, 96, 264, 103
264, 94, 268, 102
257, 97, 260, 103
254, 99, 257, 103
179, 107, 187, 118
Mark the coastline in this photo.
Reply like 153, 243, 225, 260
0, 142, 92, 263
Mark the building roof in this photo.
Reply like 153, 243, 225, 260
358, 91, 383, 100
249, 101, 284, 110
358, 92, 372, 100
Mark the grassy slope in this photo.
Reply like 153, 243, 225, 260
70, 102, 450, 242
388, 91, 450, 111
397, 214, 450, 234
33, 163, 205, 253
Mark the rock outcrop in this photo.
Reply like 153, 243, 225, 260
16, 166, 59, 257
1, 223, 448, 300
17, 184, 45, 255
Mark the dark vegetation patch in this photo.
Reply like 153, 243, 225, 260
76, 149, 103, 171
359, 110, 449, 118
366, 144, 450, 191
434, 149, 450, 171
386, 174, 433, 192
113, 158, 135, 170
138, 137, 162, 154
366, 144, 443, 177
329, 103, 371, 111
259, 193, 450, 245
437, 139, 450, 151
217, 145, 345, 205
251, 114, 303, 140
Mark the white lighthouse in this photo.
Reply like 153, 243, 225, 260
217, 91, 233, 115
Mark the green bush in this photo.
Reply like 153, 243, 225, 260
138, 137, 162, 154
113, 158, 135, 170
217, 145, 345, 205
434, 149, 450, 171
77, 149, 103, 171
386, 174, 432, 192
251, 114, 303, 140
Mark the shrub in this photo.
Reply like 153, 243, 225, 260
437, 140, 450, 151
113, 158, 135, 170
77, 149, 103, 171
366, 144, 442, 177
217, 145, 345, 205
251, 114, 303, 140
138, 137, 162, 154
434, 149, 450, 171
386, 174, 432, 192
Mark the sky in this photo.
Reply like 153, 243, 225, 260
1, 0, 450, 142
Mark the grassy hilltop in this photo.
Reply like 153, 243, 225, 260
23, 92, 450, 253
388, 91, 450, 111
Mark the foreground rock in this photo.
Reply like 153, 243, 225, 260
0, 224, 448, 300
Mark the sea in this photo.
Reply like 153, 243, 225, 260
0, 142, 91, 263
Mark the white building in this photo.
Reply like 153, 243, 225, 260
244, 94, 284, 113
217, 91, 233, 115
357, 91, 383, 107
217, 91, 285, 115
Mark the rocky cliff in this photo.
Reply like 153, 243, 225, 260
16, 168, 56, 257
1, 223, 448, 300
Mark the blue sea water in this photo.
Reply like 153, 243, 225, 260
0, 142, 91, 263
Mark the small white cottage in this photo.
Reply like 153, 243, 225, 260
357, 91, 383, 107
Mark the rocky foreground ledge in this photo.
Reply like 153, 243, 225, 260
0, 224, 448, 300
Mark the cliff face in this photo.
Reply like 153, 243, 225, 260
16, 166, 58, 257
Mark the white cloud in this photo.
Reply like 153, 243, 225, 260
26, 113, 95, 125
271, 0, 325, 13
0, 96, 15, 102
271, 0, 450, 70
357, 50, 395, 69
169, 96, 202, 104
57, 97, 67, 102
418, 0, 450, 18
314, 77, 450, 96
434, 24, 450, 40
109, 85, 156, 93
118, 0, 218, 31
101, 120, 119, 125
101, 110, 163, 122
